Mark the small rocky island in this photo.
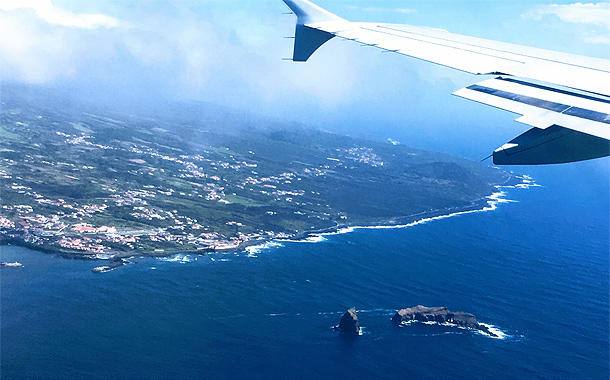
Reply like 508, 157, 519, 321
392, 305, 498, 338
91, 259, 128, 273
335, 308, 361, 334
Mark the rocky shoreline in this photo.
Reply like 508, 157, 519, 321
289, 196, 494, 240
392, 305, 499, 338
1, 191, 509, 272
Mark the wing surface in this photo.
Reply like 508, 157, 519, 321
281, 0, 610, 165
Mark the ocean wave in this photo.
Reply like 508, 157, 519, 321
318, 311, 345, 316
400, 320, 508, 339
330, 325, 366, 335
509, 175, 541, 189
300, 235, 328, 243
317, 227, 356, 236
409, 332, 465, 337
354, 308, 397, 315
156, 254, 194, 263
281, 235, 330, 243
478, 323, 508, 340
244, 241, 284, 256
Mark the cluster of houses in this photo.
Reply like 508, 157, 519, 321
1, 127, 384, 258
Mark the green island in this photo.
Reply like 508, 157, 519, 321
1, 84, 517, 263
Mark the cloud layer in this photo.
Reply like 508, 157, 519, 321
0, 1, 431, 119
523, 2, 610, 44
0, 0, 122, 28
1, 0, 607, 160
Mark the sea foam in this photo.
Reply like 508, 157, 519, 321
400, 320, 508, 339
478, 323, 508, 339
245, 241, 284, 257
156, 254, 194, 263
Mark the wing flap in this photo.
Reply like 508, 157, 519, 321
454, 77, 610, 164
453, 77, 610, 140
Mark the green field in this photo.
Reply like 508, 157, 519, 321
0, 126, 19, 140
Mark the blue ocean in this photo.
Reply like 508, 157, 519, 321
2, 164, 608, 380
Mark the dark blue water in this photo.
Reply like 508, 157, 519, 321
2, 165, 608, 380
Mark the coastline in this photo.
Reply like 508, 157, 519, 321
1, 175, 536, 268
277, 174, 537, 243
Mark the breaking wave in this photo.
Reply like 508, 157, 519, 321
478, 323, 508, 340
245, 241, 284, 257
156, 254, 195, 263
399, 320, 508, 339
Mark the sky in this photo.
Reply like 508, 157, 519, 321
0, 0, 609, 167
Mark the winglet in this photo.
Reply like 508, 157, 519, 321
282, 0, 346, 61
282, 0, 344, 25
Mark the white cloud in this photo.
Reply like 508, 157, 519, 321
0, 11, 86, 82
0, 0, 122, 29
583, 34, 610, 44
0, 0, 445, 127
523, 2, 610, 43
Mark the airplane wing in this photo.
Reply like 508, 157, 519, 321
281, 0, 610, 165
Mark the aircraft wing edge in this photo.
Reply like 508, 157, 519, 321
454, 77, 610, 164
282, 0, 610, 95
453, 77, 610, 140
281, 0, 610, 165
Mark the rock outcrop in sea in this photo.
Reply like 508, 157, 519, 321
392, 305, 498, 338
91, 259, 127, 273
336, 308, 361, 334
